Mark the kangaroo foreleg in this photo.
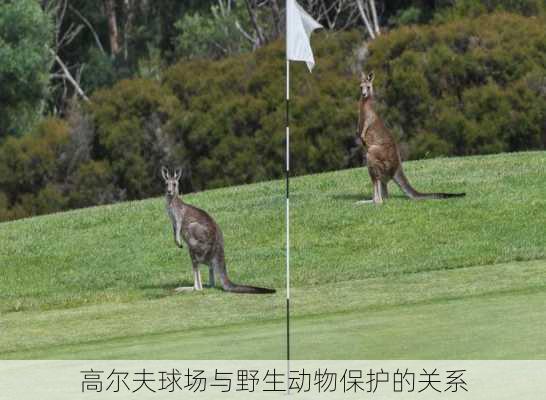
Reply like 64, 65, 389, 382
173, 223, 183, 248
360, 115, 376, 143
360, 120, 369, 143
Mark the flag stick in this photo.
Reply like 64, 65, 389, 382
285, 1, 321, 391
285, 57, 291, 390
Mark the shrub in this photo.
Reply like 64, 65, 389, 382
0, 118, 69, 218
435, 0, 545, 22
164, 31, 361, 190
89, 78, 181, 199
366, 12, 546, 158
389, 6, 424, 27
80, 48, 119, 93
68, 161, 121, 208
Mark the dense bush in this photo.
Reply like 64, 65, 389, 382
0, 118, 69, 220
366, 12, 546, 158
434, 0, 545, 21
163, 31, 360, 190
68, 160, 119, 208
89, 78, 181, 198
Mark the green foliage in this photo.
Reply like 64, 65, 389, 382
89, 78, 181, 199
174, 2, 252, 60
69, 161, 118, 208
435, 0, 545, 21
389, 6, 424, 27
137, 45, 166, 80
0, 0, 53, 137
164, 31, 360, 190
0, 118, 69, 219
366, 12, 546, 158
2, 11, 546, 221
80, 48, 118, 93
175, 12, 219, 59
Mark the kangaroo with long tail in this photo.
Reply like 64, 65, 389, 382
162, 167, 275, 294
357, 72, 466, 204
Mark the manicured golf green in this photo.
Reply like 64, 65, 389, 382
1, 152, 545, 359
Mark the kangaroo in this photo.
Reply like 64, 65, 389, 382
357, 71, 465, 204
161, 167, 275, 294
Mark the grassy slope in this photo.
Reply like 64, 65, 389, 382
0, 152, 545, 359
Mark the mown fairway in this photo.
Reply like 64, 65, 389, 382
1, 152, 545, 359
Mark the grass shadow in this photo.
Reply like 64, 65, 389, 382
331, 193, 406, 202
139, 281, 194, 299
139, 280, 225, 298
331, 193, 369, 201
139, 281, 193, 291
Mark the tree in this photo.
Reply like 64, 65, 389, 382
0, 0, 54, 137
103, 0, 121, 57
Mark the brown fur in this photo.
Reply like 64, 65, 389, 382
357, 72, 465, 204
162, 167, 275, 294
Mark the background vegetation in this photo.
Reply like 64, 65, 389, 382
1, 0, 545, 221
0, 0, 53, 137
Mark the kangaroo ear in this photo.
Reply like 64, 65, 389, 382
368, 71, 375, 82
161, 166, 169, 180
174, 167, 182, 181
361, 71, 366, 81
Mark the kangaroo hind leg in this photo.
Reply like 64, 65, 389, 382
174, 256, 202, 293
193, 261, 203, 291
381, 181, 389, 200
373, 179, 384, 204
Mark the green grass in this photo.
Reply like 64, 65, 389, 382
1, 151, 545, 359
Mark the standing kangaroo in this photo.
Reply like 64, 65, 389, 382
357, 71, 465, 204
162, 167, 275, 294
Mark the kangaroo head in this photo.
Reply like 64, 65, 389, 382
360, 71, 375, 99
161, 166, 182, 197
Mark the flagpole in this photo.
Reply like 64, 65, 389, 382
285, 56, 291, 391
285, 1, 321, 391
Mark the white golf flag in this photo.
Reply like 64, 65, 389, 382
286, 0, 322, 72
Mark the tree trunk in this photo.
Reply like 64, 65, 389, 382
156, 0, 179, 58
244, 0, 266, 48
104, 0, 120, 57
123, 0, 136, 61
356, 0, 376, 40
50, 49, 90, 102
269, 0, 282, 39
368, 0, 381, 36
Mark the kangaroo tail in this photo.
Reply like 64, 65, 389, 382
393, 168, 465, 200
215, 257, 275, 294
